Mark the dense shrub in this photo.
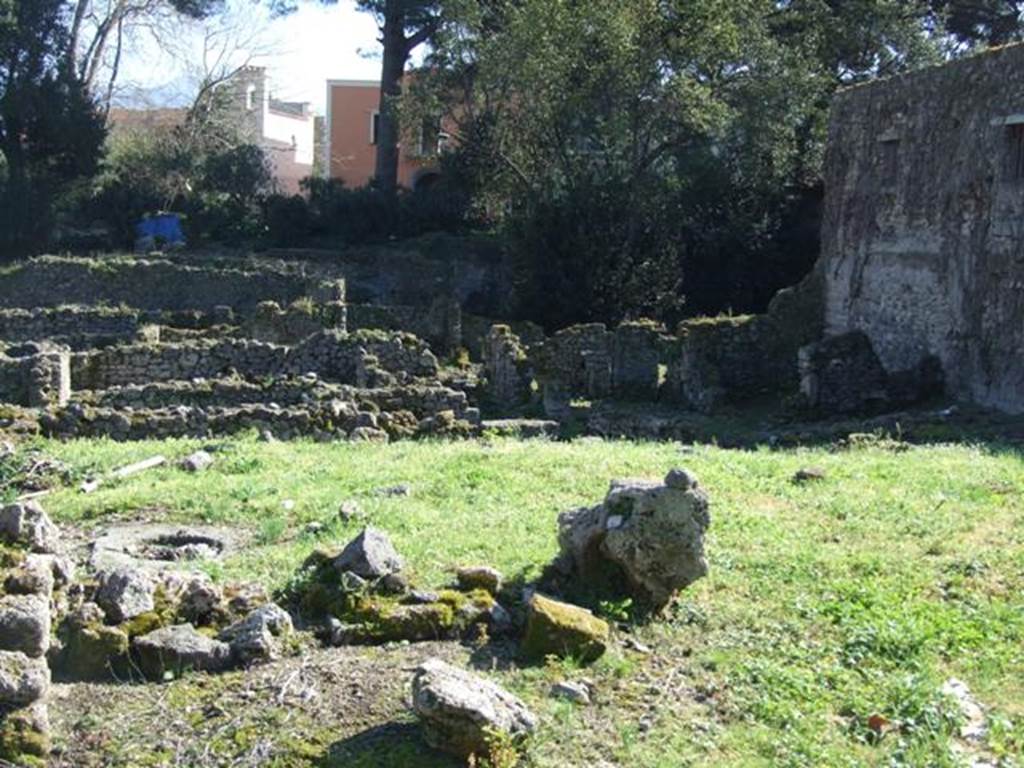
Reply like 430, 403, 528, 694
262, 175, 470, 248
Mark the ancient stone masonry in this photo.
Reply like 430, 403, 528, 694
0, 343, 70, 408
821, 43, 1024, 413
482, 325, 531, 406
0, 307, 151, 349
798, 331, 943, 414
484, 275, 823, 417
0, 255, 336, 313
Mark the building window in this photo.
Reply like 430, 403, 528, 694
246, 84, 256, 111
1007, 124, 1024, 182
370, 111, 380, 145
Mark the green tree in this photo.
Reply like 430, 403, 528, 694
415, 0, 1024, 327
273, 0, 441, 197
0, 0, 106, 256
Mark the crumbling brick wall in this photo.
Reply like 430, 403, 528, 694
822, 43, 1024, 413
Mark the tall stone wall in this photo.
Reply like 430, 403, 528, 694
822, 43, 1024, 413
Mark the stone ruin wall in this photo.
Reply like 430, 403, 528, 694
485, 268, 824, 417
822, 43, 1024, 413
0, 255, 345, 313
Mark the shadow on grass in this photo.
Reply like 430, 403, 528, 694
316, 721, 461, 768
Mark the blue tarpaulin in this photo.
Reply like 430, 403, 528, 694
136, 213, 185, 248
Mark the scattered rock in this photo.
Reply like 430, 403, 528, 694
550, 680, 591, 705
792, 466, 827, 484
522, 593, 609, 663
0, 502, 60, 554
223, 582, 269, 616
0, 651, 49, 706
411, 659, 537, 759
350, 427, 389, 443
0, 595, 50, 658
456, 566, 503, 595
95, 568, 155, 623
57, 606, 129, 680
623, 637, 652, 655
220, 604, 293, 665
486, 602, 514, 635
133, 624, 233, 679
374, 484, 411, 498
0, 699, 50, 760
333, 527, 404, 579
177, 578, 223, 626
942, 678, 990, 755
556, 469, 710, 610
664, 468, 698, 490
180, 450, 214, 473
304, 521, 325, 536
4, 556, 55, 597
338, 501, 363, 522
405, 590, 440, 605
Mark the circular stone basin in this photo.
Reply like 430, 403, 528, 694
88, 523, 243, 573
135, 531, 226, 562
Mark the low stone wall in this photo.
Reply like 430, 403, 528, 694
0, 307, 149, 348
83, 378, 473, 421
0, 256, 344, 314
67, 330, 438, 391
244, 300, 347, 345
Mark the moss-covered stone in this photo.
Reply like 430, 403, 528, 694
0, 705, 48, 767
522, 593, 609, 663
60, 621, 130, 680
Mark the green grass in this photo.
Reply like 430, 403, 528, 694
26, 435, 1024, 766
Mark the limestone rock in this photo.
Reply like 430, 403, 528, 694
219, 604, 293, 665
180, 450, 214, 472
58, 609, 129, 681
333, 527, 403, 579
133, 624, 233, 679
550, 680, 591, 705
0, 699, 50, 761
456, 566, 503, 595
557, 469, 710, 609
0, 651, 49, 706
411, 659, 537, 758
95, 568, 155, 623
177, 578, 223, 626
4, 556, 55, 597
522, 593, 609, 663
0, 502, 60, 554
0, 595, 50, 658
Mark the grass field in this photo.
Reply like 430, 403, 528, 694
13, 434, 1024, 766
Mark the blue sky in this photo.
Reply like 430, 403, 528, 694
118, 0, 383, 113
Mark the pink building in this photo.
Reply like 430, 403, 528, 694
324, 79, 447, 191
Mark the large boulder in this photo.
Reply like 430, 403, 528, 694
411, 659, 537, 759
0, 652, 49, 706
333, 527, 404, 580
522, 593, 608, 663
556, 469, 710, 610
95, 568, 155, 623
0, 595, 50, 658
133, 624, 233, 679
0, 502, 60, 554
219, 604, 293, 665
